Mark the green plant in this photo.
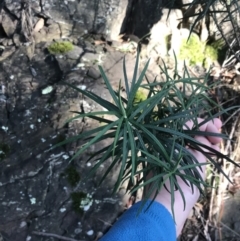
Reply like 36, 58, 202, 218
204, 45, 218, 68
178, 34, 219, 67
48, 41, 73, 54
56, 51, 239, 218
166, 0, 238, 61
179, 33, 205, 65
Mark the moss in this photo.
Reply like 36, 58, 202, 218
204, 45, 218, 68
205, 45, 218, 61
133, 88, 148, 105
179, 34, 205, 66
64, 166, 81, 187
0, 143, 10, 161
48, 41, 74, 54
71, 192, 87, 214
179, 34, 223, 67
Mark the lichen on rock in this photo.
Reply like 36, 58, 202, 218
71, 192, 93, 213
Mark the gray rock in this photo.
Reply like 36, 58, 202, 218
66, 46, 84, 60
13, 34, 21, 47
7, 39, 14, 46
107, 0, 129, 40
87, 67, 101, 79
147, 8, 183, 58
1, 38, 8, 46
0, 46, 16, 62
150, 8, 183, 42
1, 9, 18, 37
81, 52, 100, 65
4, 0, 22, 18
43, 0, 129, 40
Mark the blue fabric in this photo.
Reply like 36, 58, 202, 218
100, 200, 176, 241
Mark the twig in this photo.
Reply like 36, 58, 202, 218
32, 231, 84, 241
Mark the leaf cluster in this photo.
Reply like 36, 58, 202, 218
56, 51, 239, 218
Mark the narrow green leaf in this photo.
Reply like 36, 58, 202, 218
126, 122, 137, 183
69, 119, 119, 162
128, 59, 150, 111
62, 82, 119, 112
130, 50, 140, 92
123, 56, 130, 98
98, 66, 120, 108
112, 117, 124, 158
133, 122, 170, 161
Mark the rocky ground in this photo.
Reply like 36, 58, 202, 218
0, 33, 143, 240
1, 1, 240, 241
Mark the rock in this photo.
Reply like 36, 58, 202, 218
13, 34, 22, 47
170, 28, 193, 56
7, 39, 14, 46
1, 9, 18, 37
87, 67, 101, 79
0, 46, 16, 62
33, 31, 47, 44
81, 52, 100, 65
34, 18, 45, 33
44, 0, 129, 39
1, 39, 8, 46
66, 46, 84, 60
122, 0, 166, 38
33, 23, 61, 44
147, 8, 183, 59
150, 8, 183, 42
46, 19, 54, 26
45, 23, 61, 41
107, 0, 129, 40
31, 1, 41, 12
4, 0, 22, 18
25, 43, 35, 60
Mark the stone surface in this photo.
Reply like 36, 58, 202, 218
0, 35, 136, 241
13, 34, 22, 47
66, 46, 84, 60
1, 9, 18, 37
147, 8, 183, 58
4, 0, 22, 18
87, 66, 101, 80
33, 18, 45, 33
